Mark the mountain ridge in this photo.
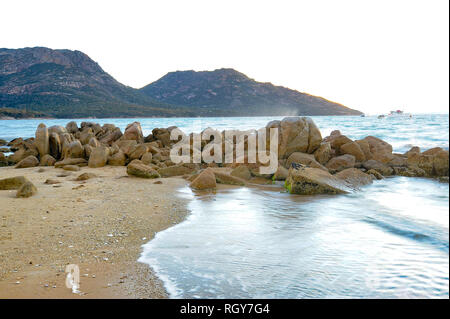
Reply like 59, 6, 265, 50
0, 47, 362, 118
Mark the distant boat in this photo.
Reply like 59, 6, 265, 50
388, 109, 412, 117
377, 114, 385, 119
360, 114, 365, 117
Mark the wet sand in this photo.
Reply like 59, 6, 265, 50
0, 166, 190, 298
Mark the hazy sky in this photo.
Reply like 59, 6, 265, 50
1, 0, 448, 114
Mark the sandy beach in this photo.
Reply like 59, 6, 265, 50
0, 165, 190, 298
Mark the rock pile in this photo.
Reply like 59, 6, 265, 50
2, 117, 448, 196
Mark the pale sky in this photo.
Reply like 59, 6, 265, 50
1, 0, 449, 114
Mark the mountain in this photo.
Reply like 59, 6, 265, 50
0, 47, 362, 118
0, 47, 186, 118
140, 68, 362, 116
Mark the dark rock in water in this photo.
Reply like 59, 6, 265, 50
0, 176, 28, 190
16, 181, 37, 198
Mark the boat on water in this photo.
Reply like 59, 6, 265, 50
378, 109, 412, 119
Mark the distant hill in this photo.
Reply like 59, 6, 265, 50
0, 47, 362, 118
0, 47, 186, 118
140, 68, 362, 116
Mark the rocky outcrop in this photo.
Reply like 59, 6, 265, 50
266, 117, 322, 159
340, 141, 366, 162
190, 168, 217, 190
35, 123, 49, 157
122, 122, 144, 143
325, 154, 356, 173
88, 146, 109, 168
285, 165, 351, 195
214, 171, 246, 186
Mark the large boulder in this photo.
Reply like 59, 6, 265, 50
285, 165, 351, 195
128, 144, 148, 161
340, 141, 366, 162
65, 140, 85, 159
16, 181, 37, 198
15, 155, 39, 168
48, 125, 67, 136
190, 168, 217, 190
335, 168, 374, 188
406, 153, 434, 176
230, 165, 252, 180
157, 164, 196, 177
314, 142, 332, 165
66, 121, 79, 134
122, 122, 144, 143
325, 154, 355, 172
35, 123, 49, 157
108, 150, 127, 166
432, 150, 449, 177
266, 117, 322, 159
0, 176, 28, 190
362, 159, 394, 176
286, 152, 328, 171
127, 161, 160, 179
79, 128, 95, 145
355, 139, 372, 160
329, 135, 353, 153
362, 136, 393, 163
141, 152, 153, 165
214, 171, 246, 186
39, 154, 56, 166
99, 127, 123, 145
88, 146, 110, 168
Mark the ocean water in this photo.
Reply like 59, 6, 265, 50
140, 179, 449, 299
1, 114, 449, 298
0, 114, 448, 153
